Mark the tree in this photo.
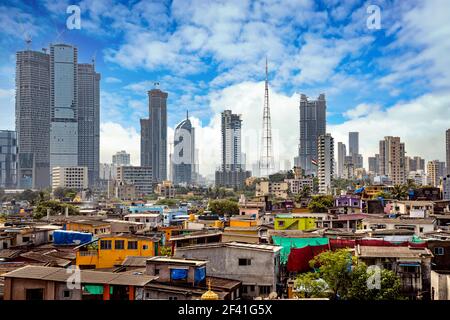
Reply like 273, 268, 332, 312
34, 200, 79, 219
373, 191, 391, 199
295, 250, 404, 300
53, 187, 66, 200
308, 195, 334, 213
155, 199, 177, 207
293, 272, 330, 298
391, 184, 408, 200
208, 199, 239, 216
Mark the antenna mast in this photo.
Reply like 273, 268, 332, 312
259, 57, 274, 177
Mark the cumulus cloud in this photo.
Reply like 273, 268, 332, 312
100, 122, 140, 165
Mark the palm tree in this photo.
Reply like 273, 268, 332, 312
391, 184, 408, 200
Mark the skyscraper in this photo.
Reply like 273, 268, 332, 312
215, 110, 250, 188
259, 58, 274, 177
49, 44, 78, 172
337, 142, 346, 178
296, 94, 326, 176
349, 132, 359, 156
77, 63, 100, 187
379, 136, 406, 185
172, 111, 196, 185
446, 129, 450, 175
317, 133, 334, 195
141, 88, 168, 183
15, 49, 50, 189
0, 130, 17, 188
427, 160, 446, 187
112, 151, 131, 166
368, 155, 380, 176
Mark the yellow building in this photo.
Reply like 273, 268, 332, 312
65, 220, 111, 236
274, 214, 316, 231
229, 217, 257, 228
75, 234, 160, 269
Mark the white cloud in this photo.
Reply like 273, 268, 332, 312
0, 88, 15, 130
100, 122, 140, 165
330, 92, 450, 168
343, 103, 381, 119
105, 77, 122, 83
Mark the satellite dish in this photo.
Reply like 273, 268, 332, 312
268, 292, 278, 299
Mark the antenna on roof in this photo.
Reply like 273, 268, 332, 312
25, 34, 32, 50
186, 110, 189, 120
92, 50, 97, 67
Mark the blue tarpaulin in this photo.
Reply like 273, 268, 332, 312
354, 187, 365, 194
53, 230, 93, 245
171, 268, 188, 280
194, 267, 206, 283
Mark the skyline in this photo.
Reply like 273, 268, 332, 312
1, 0, 450, 177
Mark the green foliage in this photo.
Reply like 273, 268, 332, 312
34, 200, 79, 219
373, 191, 392, 199
53, 187, 77, 200
159, 246, 172, 256
308, 195, 334, 213
208, 199, 239, 216
155, 198, 177, 207
391, 184, 408, 200
293, 272, 330, 298
294, 250, 404, 300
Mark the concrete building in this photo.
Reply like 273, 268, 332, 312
215, 110, 250, 188
349, 132, 359, 156
51, 166, 88, 191
155, 180, 176, 198
317, 133, 334, 195
141, 89, 167, 183
15, 49, 51, 189
0, 130, 17, 188
447, 129, 450, 175
379, 136, 406, 185
295, 94, 326, 176
355, 246, 433, 299
116, 166, 153, 196
172, 112, 196, 185
368, 154, 380, 176
77, 63, 100, 187
49, 44, 79, 174
99, 163, 118, 180
406, 156, 425, 173
255, 180, 289, 199
112, 150, 130, 166
174, 242, 281, 299
285, 177, 314, 195
409, 170, 428, 186
442, 174, 450, 200
427, 160, 446, 188
431, 270, 450, 300
337, 142, 346, 178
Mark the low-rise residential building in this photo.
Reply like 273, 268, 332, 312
255, 180, 289, 199
285, 178, 313, 195
124, 214, 162, 228
274, 214, 316, 231
2, 265, 157, 300
155, 180, 176, 198
65, 220, 111, 236
331, 195, 363, 214
75, 233, 161, 269
389, 200, 435, 217
356, 245, 433, 299
361, 217, 436, 236
174, 242, 281, 299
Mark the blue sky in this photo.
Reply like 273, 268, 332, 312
1, 0, 450, 177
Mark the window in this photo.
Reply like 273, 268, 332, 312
259, 286, 271, 295
419, 227, 424, 233
26, 288, 44, 300
278, 221, 285, 227
434, 247, 444, 255
22, 236, 30, 242
63, 290, 71, 298
128, 241, 138, 249
169, 296, 178, 300
249, 285, 255, 292
238, 258, 251, 266
401, 265, 419, 273
242, 286, 248, 294
143, 245, 148, 250
100, 240, 112, 250
155, 269, 160, 275
115, 240, 124, 250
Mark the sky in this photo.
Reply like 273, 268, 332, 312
1, 0, 450, 179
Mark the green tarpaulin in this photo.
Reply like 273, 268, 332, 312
272, 236, 329, 264
84, 285, 113, 295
